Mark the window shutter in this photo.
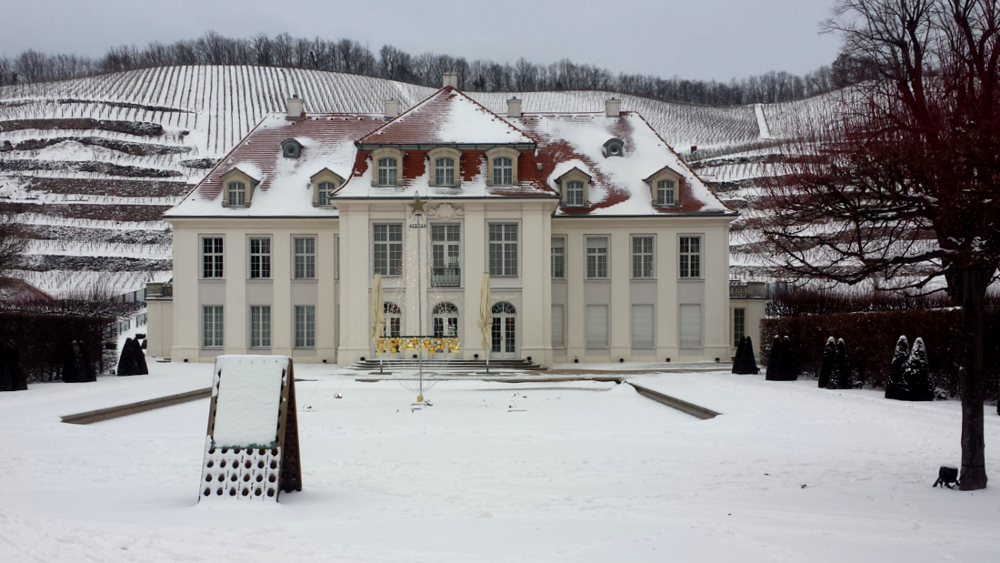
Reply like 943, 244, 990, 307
552, 304, 565, 348
586, 305, 608, 349
679, 304, 702, 349
631, 304, 654, 349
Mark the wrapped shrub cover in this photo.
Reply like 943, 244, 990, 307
819, 336, 836, 388
885, 336, 909, 400
828, 338, 854, 390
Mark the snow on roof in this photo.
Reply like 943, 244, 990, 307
522, 112, 732, 216
358, 87, 534, 146
165, 90, 732, 218
165, 113, 384, 217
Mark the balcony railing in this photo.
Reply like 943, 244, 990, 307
431, 267, 461, 287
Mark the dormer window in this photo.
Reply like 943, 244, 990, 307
603, 138, 625, 157
220, 168, 258, 208
378, 158, 397, 186
370, 147, 404, 187
566, 181, 584, 206
427, 147, 461, 187
555, 167, 592, 207
644, 165, 683, 208
656, 180, 675, 206
318, 182, 335, 206
310, 168, 345, 207
493, 157, 512, 185
228, 181, 246, 206
485, 147, 520, 187
281, 138, 302, 159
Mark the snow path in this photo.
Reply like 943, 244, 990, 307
754, 103, 771, 139
1, 363, 997, 562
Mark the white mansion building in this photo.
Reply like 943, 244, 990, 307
150, 75, 738, 366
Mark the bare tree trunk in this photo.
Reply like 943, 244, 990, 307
959, 267, 989, 490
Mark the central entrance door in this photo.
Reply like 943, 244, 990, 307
491, 302, 517, 359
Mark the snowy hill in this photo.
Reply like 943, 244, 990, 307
0, 65, 820, 296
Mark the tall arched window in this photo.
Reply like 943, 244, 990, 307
432, 302, 459, 337
384, 302, 401, 337
491, 301, 516, 356
378, 157, 398, 186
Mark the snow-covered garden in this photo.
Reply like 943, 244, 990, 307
1, 362, 997, 562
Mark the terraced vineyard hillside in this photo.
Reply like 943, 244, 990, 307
0, 65, 813, 297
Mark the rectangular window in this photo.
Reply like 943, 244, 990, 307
373, 224, 403, 276
318, 181, 335, 206
201, 237, 224, 278
250, 305, 271, 348
228, 181, 246, 207
734, 308, 746, 348
631, 304, 655, 349
680, 304, 702, 349
551, 237, 565, 279
488, 223, 518, 277
431, 224, 461, 287
377, 157, 397, 186
679, 236, 701, 278
566, 181, 584, 206
632, 236, 654, 279
586, 305, 609, 349
552, 304, 565, 348
493, 157, 513, 186
295, 305, 315, 348
249, 237, 271, 279
202, 305, 223, 348
435, 157, 455, 186
293, 237, 316, 279
586, 237, 608, 279
656, 179, 675, 206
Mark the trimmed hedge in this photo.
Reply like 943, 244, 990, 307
0, 312, 107, 382
761, 308, 1000, 399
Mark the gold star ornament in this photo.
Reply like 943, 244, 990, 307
407, 192, 428, 215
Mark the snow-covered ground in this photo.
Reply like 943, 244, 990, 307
2, 362, 997, 562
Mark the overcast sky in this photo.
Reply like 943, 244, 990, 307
0, 0, 842, 82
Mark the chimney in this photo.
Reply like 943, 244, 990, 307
605, 97, 621, 118
286, 95, 304, 120
442, 72, 459, 88
507, 97, 522, 118
384, 99, 400, 119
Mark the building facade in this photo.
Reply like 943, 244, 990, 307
158, 78, 737, 366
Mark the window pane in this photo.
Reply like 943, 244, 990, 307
586, 237, 608, 279
552, 304, 565, 348
679, 304, 702, 348
586, 305, 608, 348
734, 308, 746, 347
295, 305, 316, 348
631, 304, 654, 349
551, 237, 564, 278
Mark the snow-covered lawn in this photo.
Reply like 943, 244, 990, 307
1, 362, 997, 562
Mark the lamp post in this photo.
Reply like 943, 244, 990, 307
408, 193, 428, 402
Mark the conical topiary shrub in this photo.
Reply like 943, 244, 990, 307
818, 336, 835, 388
900, 337, 934, 401
62, 341, 96, 383
732, 337, 746, 374
116, 338, 148, 376
741, 336, 760, 374
765, 336, 781, 380
778, 335, 797, 381
2, 342, 27, 391
828, 338, 854, 389
885, 335, 909, 400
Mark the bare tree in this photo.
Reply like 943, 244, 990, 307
755, 0, 1000, 490
0, 212, 27, 290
